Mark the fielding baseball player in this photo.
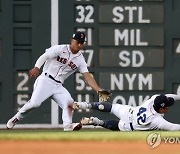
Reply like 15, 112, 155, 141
7, 31, 102, 131
74, 94, 180, 131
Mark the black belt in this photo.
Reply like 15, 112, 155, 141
129, 109, 134, 131
45, 73, 61, 83
130, 123, 134, 131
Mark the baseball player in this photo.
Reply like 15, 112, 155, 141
74, 94, 180, 131
7, 31, 102, 131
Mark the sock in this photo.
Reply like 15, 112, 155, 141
101, 120, 119, 131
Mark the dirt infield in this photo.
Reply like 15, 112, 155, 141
0, 140, 179, 154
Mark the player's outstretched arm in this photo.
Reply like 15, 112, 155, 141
153, 117, 180, 131
82, 72, 101, 93
165, 94, 180, 101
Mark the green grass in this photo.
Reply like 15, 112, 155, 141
0, 129, 180, 141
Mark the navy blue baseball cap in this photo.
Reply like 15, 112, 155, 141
153, 94, 174, 111
72, 31, 86, 43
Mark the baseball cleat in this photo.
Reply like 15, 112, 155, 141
73, 101, 89, 110
80, 117, 101, 126
6, 117, 19, 129
72, 123, 82, 131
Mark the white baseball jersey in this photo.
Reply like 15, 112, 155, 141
43, 44, 88, 83
111, 94, 180, 131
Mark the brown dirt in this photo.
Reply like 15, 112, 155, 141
0, 140, 179, 154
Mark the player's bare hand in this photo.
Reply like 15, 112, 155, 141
29, 67, 40, 78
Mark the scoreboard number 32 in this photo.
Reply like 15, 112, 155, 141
75, 5, 94, 23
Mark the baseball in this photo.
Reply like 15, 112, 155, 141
98, 104, 104, 110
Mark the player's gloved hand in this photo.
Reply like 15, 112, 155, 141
98, 88, 112, 103
29, 67, 40, 78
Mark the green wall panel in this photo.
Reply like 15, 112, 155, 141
1, 0, 180, 126
0, 0, 51, 124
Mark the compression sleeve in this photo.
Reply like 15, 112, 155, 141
34, 52, 50, 69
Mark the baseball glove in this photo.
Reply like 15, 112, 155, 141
98, 89, 112, 103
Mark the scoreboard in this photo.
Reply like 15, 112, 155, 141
1, 0, 180, 127
61, 0, 175, 102
60, 0, 180, 123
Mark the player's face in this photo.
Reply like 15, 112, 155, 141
70, 39, 85, 54
159, 107, 169, 113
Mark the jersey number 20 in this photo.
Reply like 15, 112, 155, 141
137, 107, 147, 125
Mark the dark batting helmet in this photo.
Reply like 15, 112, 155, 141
153, 94, 174, 112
